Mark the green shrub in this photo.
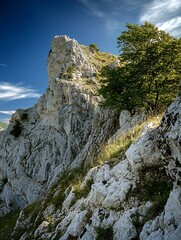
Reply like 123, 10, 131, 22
10, 120, 21, 138
131, 180, 172, 236
89, 44, 99, 52
95, 226, 113, 240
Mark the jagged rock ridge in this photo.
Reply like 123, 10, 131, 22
0, 36, 117, 213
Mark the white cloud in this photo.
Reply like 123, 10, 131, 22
0, 82, 41, 101
122, 0, 149, 10
79, 0, 181, 36
140, 0, 181, 36
0, 111, 16, 115
79, 0, 104, 17
157, 17, 181, 36
79, 0, 121, 32
106, 19, 120, 32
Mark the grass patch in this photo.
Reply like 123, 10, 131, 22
91, 112, 163, 168
96, 134, 136, 166
0, 209, 20, 240
52, 191, 66, 209
73, 179, 94, 199
52, 231, 64, 240
64, 65, 75, 78
43, 168, 90, 210
93, 123, 143, 167
81, 45, 117, 72
0, 121, 8, 129
70, 179, 94, 207
23, 200, 42, 221
44, 168, 94, 211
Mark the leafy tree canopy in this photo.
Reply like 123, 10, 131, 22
99, 22, 181, 113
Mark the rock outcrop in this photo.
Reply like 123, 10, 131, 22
0, 36, 181, 240
0, 36, 117, 214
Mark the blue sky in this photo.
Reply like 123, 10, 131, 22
0, 0, 181, 123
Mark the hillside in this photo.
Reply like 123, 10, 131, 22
0, 36, 181, 240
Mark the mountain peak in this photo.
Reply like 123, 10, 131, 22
0, 36, 117, 212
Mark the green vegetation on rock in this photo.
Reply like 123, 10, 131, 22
0, 122, 8, 129
131, 166, 173, 234
89, 43, 100, 52
95, 226, 113, 240
64, 65, 75, 78
81, 45, 117, 71
0, 209, 20, 240
70, 178, 94, 207
12, 200, 44, 239
93, 113, 162, 167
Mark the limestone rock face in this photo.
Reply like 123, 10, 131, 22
0, 36, 117, 213
47, 35, 97, 82
12, 92, 181, 240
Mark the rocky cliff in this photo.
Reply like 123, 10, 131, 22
0, 36, 117, 213
0, 36, 181, 240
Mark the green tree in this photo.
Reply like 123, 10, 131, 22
99, 22, 181, 113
